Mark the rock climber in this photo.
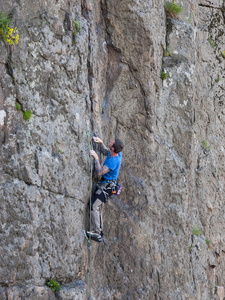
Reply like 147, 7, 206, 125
86, 137, 124, 242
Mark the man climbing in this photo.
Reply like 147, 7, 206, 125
86, 137, 124, 242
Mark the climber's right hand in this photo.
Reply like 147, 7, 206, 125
93, 137, 103, 144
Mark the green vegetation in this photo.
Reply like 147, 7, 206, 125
215, 76, 220, 82
165, 1, 182, 17
208, 39, 215, 48
0, 12, 19, 44
58, 149, 64, 154
73, 20, 80, 35
193, 226, 202, 236
222, 51, 225, 58
23, 110, 32, 121
0, 12, 11, 38
196, 134, 211, 151
165, 49, 170, 57
161, 71, 169, 80
202, 140, 210, 151
46, 279, 61, 292
16, 105, 33, 121
205, 238, 212, 247
16, 102, 21, 111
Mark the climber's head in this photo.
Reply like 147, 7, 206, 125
112, 139, 124, 153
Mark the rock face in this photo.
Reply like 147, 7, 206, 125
0, 0, 224, 299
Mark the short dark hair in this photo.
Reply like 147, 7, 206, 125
113, 139, 124, 153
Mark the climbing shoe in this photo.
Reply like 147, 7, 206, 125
86, 231, 103, 242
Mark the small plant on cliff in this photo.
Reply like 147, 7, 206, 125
0, 12, 19, 45
73, 20, 80, 35
165, 49, 170, 56
161, 71, 169, 80
165, 1, 182, 17
193, 226, 202, 236
222, 51, 225, 58
208, 39, 215, 48
0, 12, 11, 37
46, 278, 61, 292
16, 102, 21, 111
215, 76, 220, 83
202, 140, 210, 151
23, 110, 32, 121
205, 238, 212, 247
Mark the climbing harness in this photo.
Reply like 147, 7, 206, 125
113, 182, 123, 195
99, 178, 123, 196
92, 182, 114, 203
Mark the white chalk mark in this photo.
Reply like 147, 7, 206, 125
103, 41, 107, 53
0, 110, 6, 126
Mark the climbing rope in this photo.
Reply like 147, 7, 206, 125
87, 128, 93, 300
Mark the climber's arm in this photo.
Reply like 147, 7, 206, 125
95, 162, 110, 176
100, 144, 110, 156
90, 150, 110, 176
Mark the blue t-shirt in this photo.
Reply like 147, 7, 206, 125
102, 152, 122, 181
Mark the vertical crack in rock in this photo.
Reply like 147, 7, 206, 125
222, 0, 225, 23
0, 46, 14, 146
0, 85, 6, 145
105, 45, 121, 95
5, 61, 13, 82
5, 46, 14, 83
81, 0, 94, 127
103, 44, 122, 130
100, 0, 123, 135
63, 11, 71, 32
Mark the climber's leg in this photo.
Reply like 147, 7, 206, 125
86, 183, 112, 242
91, 197, 103, 234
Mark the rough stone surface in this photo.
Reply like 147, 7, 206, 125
56, 280, 87, 299
0, 0, 224, 299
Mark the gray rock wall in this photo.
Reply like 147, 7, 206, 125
0, 0, 224, 299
